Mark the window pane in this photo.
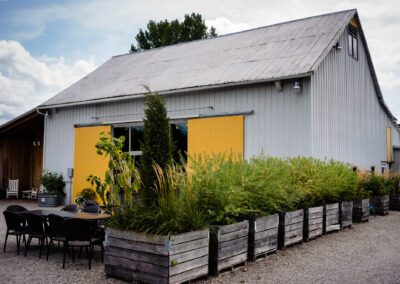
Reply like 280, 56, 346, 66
131, 126, 144, 151
171, 123, 188, 162
348, 34, 353, 55
353, 37, 358, 59
113, 127, 129, 152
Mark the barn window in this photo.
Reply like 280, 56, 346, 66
113, 121, 187, 162
348, 25, 358, 60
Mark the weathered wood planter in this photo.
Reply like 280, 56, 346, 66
248, 214, 279, 261
353, 199, 369, 222
104, 227, 209, 284
209, 220, 248, 275
303, 206, 323, 241
340, 201, 353, 229
389, 194, 400, 210
278, 209, 303, 248
370, 195, 389, 216
323, 203, 340, 233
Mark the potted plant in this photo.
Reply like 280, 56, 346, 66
38, 171, 66, 207
74, 187, 97, 208
366, 173, 389, 216
353, 170, 370, 222
388, 175, 400, 210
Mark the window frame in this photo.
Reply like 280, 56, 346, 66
348, 25, 358, 60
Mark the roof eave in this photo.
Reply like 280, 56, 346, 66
38, 72, 313, 110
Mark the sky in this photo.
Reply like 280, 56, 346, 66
0, 0, 399, 125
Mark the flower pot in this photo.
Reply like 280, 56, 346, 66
353, 199, 369, 222
323, 203, 340, 233
303, 206, 323, 241
248, 214, 279, 261
389, 194, 400, 210
209, 220, 249, 275
105, 227, 209, 284
370, 195, 389, 216
278, 209, 303, 248
38, 194, 59, 207
339, 201, 353, 229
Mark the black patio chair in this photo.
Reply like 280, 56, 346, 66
63, 218, 104, 269
24, 212, 50, 259
60, 204, 78, 212
6, 204, 28, 212
3, 211, 28, 254
46, 214, 66, 260
82, 205, 100, 214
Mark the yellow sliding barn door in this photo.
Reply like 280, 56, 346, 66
387, 126, 392, 163
188, 115, 244, 158
73, 125, 110, 204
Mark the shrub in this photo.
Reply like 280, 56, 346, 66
364, 174, 387, 197
140, 88, 174, 205
390, 174, 400, 194
40, 170, 66, 198
75, 188, 97, 205
355, 170, 370, 200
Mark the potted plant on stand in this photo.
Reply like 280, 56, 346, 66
38, 171, 66, 207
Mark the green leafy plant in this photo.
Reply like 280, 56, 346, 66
390, 174, 400, 194
354, 170, 370, 200
75, 188, 97, 206
88, 132, 141, 212
364, 174, 387, 197
40, 170, 66, 199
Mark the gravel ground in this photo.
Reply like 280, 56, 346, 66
1, 200, 400, 284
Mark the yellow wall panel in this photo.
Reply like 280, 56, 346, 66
188, 115, 244, 158
387, 126, 392, 163
73, 125, 110, 204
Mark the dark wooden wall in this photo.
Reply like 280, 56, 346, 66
0, 114, 43, 191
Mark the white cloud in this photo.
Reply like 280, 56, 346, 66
0, 40, 96, 124
205, 18, 250, 35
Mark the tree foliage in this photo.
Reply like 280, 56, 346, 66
140, 88, 174, 204
130, 13, 217, 52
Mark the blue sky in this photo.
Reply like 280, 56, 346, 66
0, 0, 399, 124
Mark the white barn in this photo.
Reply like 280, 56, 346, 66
33, 9, 399, 203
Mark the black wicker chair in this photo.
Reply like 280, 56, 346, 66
60, 204, 78, 212
63, 218, 104, 269
6, 205, 28, 212
24, 212, 50, 259
47, 214, 67, 260
81, 205, 100, 214
3, 211, 28, 254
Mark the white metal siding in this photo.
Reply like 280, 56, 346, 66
311, 30, 400, 169
44, 81, 312, 202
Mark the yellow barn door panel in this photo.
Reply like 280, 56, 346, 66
73, 125, 111, 204
188, 115, 244, 158
387, 126, 392, 163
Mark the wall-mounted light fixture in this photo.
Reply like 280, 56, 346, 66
33, 141, 41, 146
333, 41, 342, 51
293, 81, 301, 94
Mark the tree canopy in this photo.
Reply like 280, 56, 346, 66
130, 13, 217, 53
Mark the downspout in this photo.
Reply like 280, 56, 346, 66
36, 108, 48, 173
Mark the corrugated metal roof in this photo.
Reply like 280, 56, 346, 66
40, 9, 356, 107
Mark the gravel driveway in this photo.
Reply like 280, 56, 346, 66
1, 200, 400, 284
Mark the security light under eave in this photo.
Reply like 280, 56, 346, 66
334, 42, 342, 50
293, 81, 301, 93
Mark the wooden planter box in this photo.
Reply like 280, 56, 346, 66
353, 199, 369, 222
278, 209, 303, 248
209, 220, 248, 275
389, 194, 400, 210
303, 206, 323, 241
104, 227, 209, 284
340, 201, 353, 229
371, 195, 389, 216
323, 203, 340, 233
248, 214, 279, 261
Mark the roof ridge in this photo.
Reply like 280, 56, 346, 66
112, 8, 357, 59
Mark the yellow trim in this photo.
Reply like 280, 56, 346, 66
188, 115, 244, 158
73, 125, 111, 204
350, 17, 358, 28
387, 126, 392, 163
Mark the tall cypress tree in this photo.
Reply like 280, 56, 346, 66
140, 89, 174, 204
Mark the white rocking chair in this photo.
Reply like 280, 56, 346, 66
6, 179, 19, 199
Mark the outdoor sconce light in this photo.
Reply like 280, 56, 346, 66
33, 141, 41, 146
333, 41, 342, 50
293, 81, 301, 94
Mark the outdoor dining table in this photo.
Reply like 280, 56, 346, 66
27, 209, 111, 220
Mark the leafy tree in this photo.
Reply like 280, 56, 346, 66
140, 88, 174, 204
130, 13, 217, 52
